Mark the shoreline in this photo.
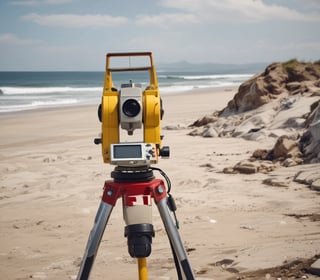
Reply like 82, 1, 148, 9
0, 85, 238, 119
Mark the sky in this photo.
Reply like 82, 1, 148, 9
0, 0, 319, 71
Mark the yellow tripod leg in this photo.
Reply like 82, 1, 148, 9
138, 258, 148, 280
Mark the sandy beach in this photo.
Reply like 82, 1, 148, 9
1, 87, 319, 279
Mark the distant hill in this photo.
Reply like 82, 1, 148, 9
157, 60, 269, 74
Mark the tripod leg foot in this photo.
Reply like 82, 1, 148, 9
157, 198, 195, 280
77, 202, 113, 280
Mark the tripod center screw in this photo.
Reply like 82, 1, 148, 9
106, 189, 113, 197
157, 186, 164, 194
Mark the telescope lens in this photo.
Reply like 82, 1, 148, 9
123, 99, 141, 117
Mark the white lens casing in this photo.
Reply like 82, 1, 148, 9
119, 85, 143, 134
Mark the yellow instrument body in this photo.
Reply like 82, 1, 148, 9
101, 52, 162, 163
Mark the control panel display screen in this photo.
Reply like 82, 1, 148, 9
113, 144, 142, 159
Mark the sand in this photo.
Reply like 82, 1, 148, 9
0, 87, 319, 280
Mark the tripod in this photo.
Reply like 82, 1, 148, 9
76, 166, 195, 280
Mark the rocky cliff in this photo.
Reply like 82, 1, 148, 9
189, 60, 320, 164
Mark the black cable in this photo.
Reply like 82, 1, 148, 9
150, 167, 183, 280
150, 167, 178, 226
150, 167, 171, 193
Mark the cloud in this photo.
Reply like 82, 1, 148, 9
21, 13, 129, 28
10, 0, 73, 5
135, 13, 198, 26
159, 0, 320, 23
0, 33, 41, 45
292, 0, 320, 11
256, 39, 320, 53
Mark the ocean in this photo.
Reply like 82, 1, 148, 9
0, 70, 255, 113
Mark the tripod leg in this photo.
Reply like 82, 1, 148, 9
77, 201, 113, 280
157, 198, 195, 280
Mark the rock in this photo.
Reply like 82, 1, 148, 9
282, 158, 303, 167
309, 258, 320, 276
223, 167, 237, 174
283, 117, 305, 128
286, 81, 302, 91
311, 88, 320, 96
294, 166, 320, 186
280, 95, 300, 110
163, 124, 186, 130
222, 62, 289, 114
309, 112, 320, 140
188, 127, 202, 136
240, 224, 255, 230
272, 135, 302, 159
199, 163, 214, 169
234, 161, 259, 174
235, 165, 257, 174
262, 178, 290, 188
300, 103, 320, 163
285, 60, 320, 82
311, 179, 320, 191
252, 149, 271, 160
259, 161, 276, 172
202, 126, 219, 137
190, 114, 218, 127
231, 159, 276, 174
